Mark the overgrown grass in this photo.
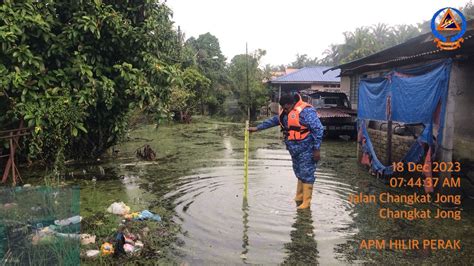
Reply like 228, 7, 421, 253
0, 187, 81, 265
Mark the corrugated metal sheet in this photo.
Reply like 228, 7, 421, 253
270, 66, 341, 84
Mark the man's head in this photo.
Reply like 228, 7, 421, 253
279, 93, 300, 113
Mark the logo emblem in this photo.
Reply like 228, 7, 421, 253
431, 7, 467, 50
291, 114, 296, 119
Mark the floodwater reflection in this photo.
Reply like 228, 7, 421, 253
282, 209, 319, 265
241, 197, 249, 263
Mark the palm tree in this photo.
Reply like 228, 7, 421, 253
371, 23, 392, 49
389, 25, 420, 47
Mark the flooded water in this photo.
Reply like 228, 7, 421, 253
19, 118, 474, 264
168, 140, 357, 264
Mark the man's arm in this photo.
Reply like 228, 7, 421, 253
300, 108, 324, 150
248, 115, 279, 132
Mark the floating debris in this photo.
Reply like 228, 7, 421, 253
135, 144, 156, 161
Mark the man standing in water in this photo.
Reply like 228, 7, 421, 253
248, 93, 323, 209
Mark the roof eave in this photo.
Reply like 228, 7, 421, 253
269, 81, 340, 85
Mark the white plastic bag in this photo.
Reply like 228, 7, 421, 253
86, 250, 100, 258
81, 234, 96, 245
54, 215, 82, 226
106, 202, 130, 215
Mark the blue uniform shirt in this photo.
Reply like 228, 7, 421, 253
256, 106, 324, 184
256, 107, 324, 150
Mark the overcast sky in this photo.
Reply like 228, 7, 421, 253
166, 0, 469, 66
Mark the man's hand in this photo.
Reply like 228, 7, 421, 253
313, 149, 321, 162
248, 127, 258, 133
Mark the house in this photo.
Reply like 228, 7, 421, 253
267, 66, 342, 114
325, 20, 474, 195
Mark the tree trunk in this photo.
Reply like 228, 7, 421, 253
250, 106, 258, 121
201, 98, 204, 115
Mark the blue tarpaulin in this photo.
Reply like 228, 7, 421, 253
357, 59, 452, 175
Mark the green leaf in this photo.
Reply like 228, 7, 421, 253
76, 123, 88, 133
27, 119, 35, 128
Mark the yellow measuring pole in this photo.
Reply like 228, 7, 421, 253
244, 120, 249, 198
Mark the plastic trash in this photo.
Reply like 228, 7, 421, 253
126, 232, 137, 240
107, 202, 131, 215
37, 226, 53, 236
114, 232, 126, 256
86, 250, 100, 258
124, 243, 135, 253
32, 227, 54, 245
54, 232, 81, 240
135, 241, 144, 249
134, 210, 161, 222
54, 215, 82, 226
48, 224, 59, 231
124, 236, 135, 245
2, 203, 17, 210
124, 212, 140, 220
80, 234, 96, 245
100, 242, 114, 256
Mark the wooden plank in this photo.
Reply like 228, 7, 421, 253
0, 126, 32, 135
0, 132, 30, 140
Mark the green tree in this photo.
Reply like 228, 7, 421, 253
462, 0, 474, 19
229, 49, 269, 121
185, 33, 230, 115
168, 67, 210, 121
289, 54, 321, 68
0, 0, 180, 169
320, 23, 421, 65
387, 24, 420, 47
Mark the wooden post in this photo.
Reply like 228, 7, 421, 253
387, 120, 392, 165
386, 96, 392, 165
1, 122, 28, 185
278, 85, 281, 114
9, 132, 16, 185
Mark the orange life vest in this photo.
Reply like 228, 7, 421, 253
279, 99, 313, 140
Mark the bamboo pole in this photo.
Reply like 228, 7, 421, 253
244, 42, 250, 199
244, 120, 249, 199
